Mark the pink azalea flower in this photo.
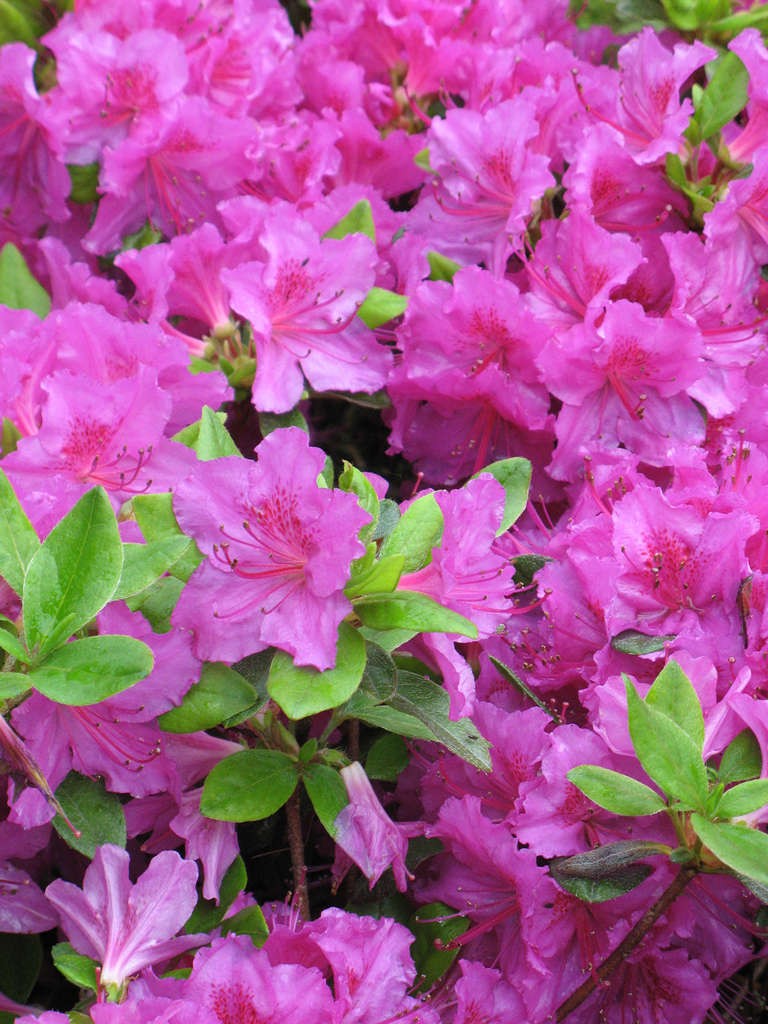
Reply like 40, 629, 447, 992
172, 427, 369, 669
45, 845, 205, 994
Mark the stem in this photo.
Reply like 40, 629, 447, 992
554, 866, 696, 1022
285, 787, 310, 920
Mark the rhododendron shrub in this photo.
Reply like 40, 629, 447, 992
2, 0, 768, 1022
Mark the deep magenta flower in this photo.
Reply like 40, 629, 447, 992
172, 427, 369, 669
45, 845, 205, 993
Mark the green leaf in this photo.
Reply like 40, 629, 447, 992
370, 499, 399, 542
1, 416, 21, 456
357, 287, 408, 328
719, 729, 762, 786
159, 661, 263, 733
185, 856, 247, 933
194, 407, 241, 460
552, 864, 654, 903
131, 492, 202, 582
567, 765, 666, 816
201, 748, 298, 822
389, 670, 491, 771
358, 625, 417, 652
303, 763, 349, 836
221, 905, 269, 944
268, 622, 366, 719
258, 408, 309, 436
346, 553, 405, 597
113, 537, 192, 600
125, 575, 184, 633
625, 678, 709, 810
488, 655, 559, 720
0, 933, 41, 1002
67, 163, 100, 204
0, 617, 29, 663
426, 251, 460, 283
472, 458, 531, 534
691, 814, 768, 888
379, 493, 442, 572
0, 469, 39, 595
340, 693, 436, 740
610, 629, 676, 656
409, 902, 469, 991
29, 635, 154, 705
414, 147, 433, 173
0, 672, 30, 700
52, 942, 98, 991
23, 488, 123, 657
550, 841, 669, 879
366, 733, 409, 781
0, 243, 50, 317
693, 52, 749, 140
338, 460, 380, 541
715, 779, 768, 819
645, 660, 704, 749
355, 590, 477, 638
53, 772, 127, 859
323, 200, 376, 241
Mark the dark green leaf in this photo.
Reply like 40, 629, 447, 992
512, 554, 550, 588
719, 729, 762, 786
258, 408, 309, 436
201, 749, 298, 822
550, 841, 669, 879
694, 52, 749, 140
625, 678, 709, 810
366, 734, 409, 781
409, 902, 469, 992
0, 243, 51, 317
113, 537, 192, 600
23, 488, 123, 657
472, 458, 531, 534
691, 814, 768, 888
489, 655, 559, 720
67, 163, 100, 204
53, 772, 127, 859
357, 625, 417, 652
159, 662, 263, 733
29, 635, 153, 705
303, 763, 348, 837
389, 670, 491, 771
323, 200, 376, 242
52, 943, 98, 991
0, 933, 41, 1001
340, 694, 436, 740
0, 468, 39, 595
221, 905, 269, 944
379, 493, 442, 572
125, 576, 184, 632
355, 591, 477, 638
357, 287, 408, 328
552, 864, 654, 902
567, 765, 666, 816
610, 630, 676, 656
645, 660, 704, 749
185, 856, 247, 933
360, 642, 397, 701
370, 499, 399, 542
716, 779, 768, 819
267, 622, 366, 719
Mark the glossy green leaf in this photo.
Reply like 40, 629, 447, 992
610, 629, 675, 656
568, 765, 666, 816
131, 492, 202, 582
338, 460, 380, 540
303, 763, 348, 837
715, 779, 768, 819
0, 242, 50, 317
719, 729, 762, 786
366, 733, 409, 781
693, 51, 749, 139
323, 200, 376, 241
268, 622, 366, 719
185, 856, 247, 933
201, 748, 298, 822
23, 488, 123, 657
427, 251, 460, 282
159, 661, 264, 733
472, 458, 531, 534
221, 905, 269, 944
346, 554, 405, 597
691, 814, 768, 888
0, 469, 39, 595
625, 678, 709, 810
379, 493, 442, 572
357, 287, 408, 328
113, 537, 192, 600
645, 660, 704, 749
51, 943, 98, 991
29, 635, 153, 706
389, 670, 491, 771
355, 591, 477, 638
53, 772, 127, 859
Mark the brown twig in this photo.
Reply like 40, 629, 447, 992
285, 788, 310, 919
